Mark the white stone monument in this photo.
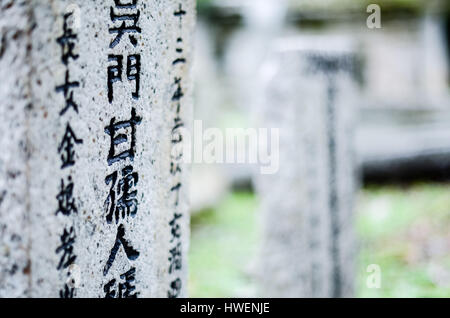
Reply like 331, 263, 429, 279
254, 36, 358, 297
0, 0, 195, 298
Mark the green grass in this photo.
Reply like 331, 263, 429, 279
357, 183, 450, 297
189, 183, 450, 297
189, 191, 259, 297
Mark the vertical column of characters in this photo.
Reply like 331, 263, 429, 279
167, 3, 188, 299
102, 0, 142, 298
305, 53, 356, 297
54, 11, 83, 298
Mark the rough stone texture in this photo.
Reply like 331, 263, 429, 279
0, 0, 32, 298
254, 36, 358, 297
0, 0, 194, 297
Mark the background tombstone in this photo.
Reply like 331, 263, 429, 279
0, 0, 195, 297
254, 36, 359, 297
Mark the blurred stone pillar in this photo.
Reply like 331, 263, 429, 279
0, 0, 195, 297
254, 37, 359, 297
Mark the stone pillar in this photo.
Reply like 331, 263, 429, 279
0, 0, 195, 298
254, 37, 358, 297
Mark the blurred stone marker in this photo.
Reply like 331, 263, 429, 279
254, 36, 358, 297
0, 0, 194, 297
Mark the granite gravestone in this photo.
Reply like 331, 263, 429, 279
254, 37, 358, 297
0, 0, 194, 298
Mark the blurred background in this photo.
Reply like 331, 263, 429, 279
188, 0, 450, 297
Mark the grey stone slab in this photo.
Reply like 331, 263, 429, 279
0, 0, 195, 298
254, 37, 358, 297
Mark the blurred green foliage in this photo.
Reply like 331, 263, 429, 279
189, 192, 259, 297
196, 0, 213, 13
196, 0, 431, 12
189, 183, 450, 297
357, 183, 450, 297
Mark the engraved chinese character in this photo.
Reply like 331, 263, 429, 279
170, 182, 181, 206
168, 242, 182, 274
58, 123, 83, 169
103, 224, 139, 275
107, 54, 141, 103
171, 77, 184, 101
104, 267, 138, 298
173, 4, 186, 24
55, 226, 76, 270
172, 38, 186, 65
104, 107, 142, 165
109, 0, 141, 48
168, 278, 181, 298
104, 165, 139, 224
169, 213, 182, 242
56, 70, 80, 116
170, 118, 184, 176
55, 176, 77, 216
56, 12, 79, 65
59, 284, 75, 298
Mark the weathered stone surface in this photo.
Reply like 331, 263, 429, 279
0, 0, 195, 297
254, 37, 358, 297
0, 0, 32, 298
